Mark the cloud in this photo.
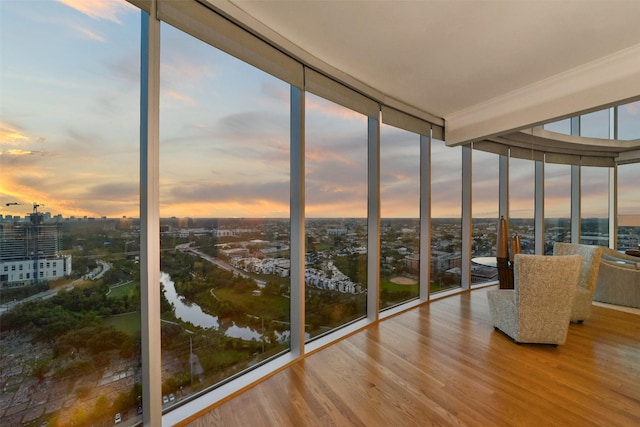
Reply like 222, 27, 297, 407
306, 94, 366, 121
162, 89, 197, 107
0, 123, 31, 146
4, 149, 36, 156
56, 0, 135, 24
73, 25, 107, 42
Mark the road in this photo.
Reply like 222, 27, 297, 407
183, 247, 266, 287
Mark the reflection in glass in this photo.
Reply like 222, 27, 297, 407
471, 149, 499, 284
305, 93, 368, 339
431, 140, 462, 293
159, 23, 290, 404
380, 124, 419, 308
0, 1, 142, 425
580, 166, 609, 247
544, 163, 571, 254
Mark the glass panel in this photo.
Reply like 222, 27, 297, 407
580, 166, 609, 247
509, 157, 535, 254
380, 124, 419, 309
544, 163, 571, 254
305, 93, 368, 339
617, 163, 640, 250
0, 1, 142, 426
580, 109, 610, 139
159, 23, 290, 405
543, 119, 571, 135
618, 101, 640, 141
471, 149, 499, 285
430, 140, 461, 293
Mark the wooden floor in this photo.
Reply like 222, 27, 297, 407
183, 286, 640, 427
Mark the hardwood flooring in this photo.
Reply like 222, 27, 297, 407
182, 286, 640, 427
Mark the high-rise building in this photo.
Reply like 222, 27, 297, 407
0, 213, 71, 286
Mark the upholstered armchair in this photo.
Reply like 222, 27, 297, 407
487, 254, 582, 345
553, 242, 603, 322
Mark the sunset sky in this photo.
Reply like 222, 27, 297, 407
1, 0, 638, 221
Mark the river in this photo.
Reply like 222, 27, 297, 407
160, 272, 263, 341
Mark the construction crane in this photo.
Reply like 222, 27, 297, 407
32, 202, 45, 214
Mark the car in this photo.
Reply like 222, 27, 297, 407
162, 395, 169, 404
114, 413, 122, 424
169, 393, 175, 402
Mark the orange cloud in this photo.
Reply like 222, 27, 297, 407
0, 124, 30, 146
160, 199, 290, 219
56, 0, 135, 23
5, 149, 34, 156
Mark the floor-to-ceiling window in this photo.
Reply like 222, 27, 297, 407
304, 93, 368, 338
580, 166, 610, 247
471, 148, 499, 284
544, 162, 571, 254
430, 139, 462, 293
616, 101, 640, 250
380, 124, 420, 308
617, 163, 640, 250
0, 1, 142, 425
509, 156, 535, 254
158, 22, 291, 405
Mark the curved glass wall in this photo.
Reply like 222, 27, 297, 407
304, 93, 368, 339
0, 1, 142, 425
430, 140, 462, 293
544, 163, 571, 254
509, 157, 535, 254
380, 124, 420, 308
580, 166, 610, 247
545, 100, 639, 141
471, 149, 499, 284
617, 164, 640, 250
158, 21, 291, 405
2, 2, 638, 425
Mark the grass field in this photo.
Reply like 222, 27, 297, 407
108, 281, 138, 299
105, 282, 140, 336
381, 277, 419, 293
104, 311, 140, 337
213, 288, 289, 321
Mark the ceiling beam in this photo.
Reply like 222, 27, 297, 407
445, 44, 640, 145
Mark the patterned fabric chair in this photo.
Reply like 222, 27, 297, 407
487, 254, 582, 345
553, 242, 603, 322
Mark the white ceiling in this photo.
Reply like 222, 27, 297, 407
212, 0, 640, 145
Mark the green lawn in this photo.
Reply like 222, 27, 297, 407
108, 281, 138, 299
214, 288, 289, 321
380, 277, 419, 293
104, 311, 140, 337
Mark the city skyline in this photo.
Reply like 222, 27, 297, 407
1, 0, 639, 220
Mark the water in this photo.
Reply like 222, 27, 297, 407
160, 272, 264, 340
